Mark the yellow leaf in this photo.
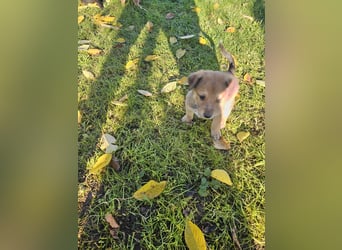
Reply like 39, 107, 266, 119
176, 49, 186, 59
87, 49, 102, 55
125, 59, 139, 70
192, 7, 201, 13
169, 36, 177, 44
146, 21, 154, 32
116, 38, 126, 43
226, 26, 236, 33
133, 180, 167, 200
199, 37, 207, 45
213, 137, 230, 150
89, 154, 112, 174
78, 110, 82, 124
217, 17, 224, 25
211, 169, 232, 186
144, 55, 159, 62
213, 3, 220, 10
78, 15, 85, 24
237, 131, 250, 142
137, 89, 152, 97
94, 14, 115, 25
82, 70, 95, 80
178, 76, 188, 85
243, 73, 252, 83
184, 220, 207, 250
161, 81, 177, 93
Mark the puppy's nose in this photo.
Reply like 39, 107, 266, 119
203, 112, 212, 119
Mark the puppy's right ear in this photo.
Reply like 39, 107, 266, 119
188, 71, 203, 90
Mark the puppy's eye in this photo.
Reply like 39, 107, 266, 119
199, 95, 205, 100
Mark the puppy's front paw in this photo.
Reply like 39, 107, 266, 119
211, 132, 221, 141
181, 115, 193, 125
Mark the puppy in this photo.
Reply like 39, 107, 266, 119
182, 43, 239, 150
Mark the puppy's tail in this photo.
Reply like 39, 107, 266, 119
219, 42, 235, 74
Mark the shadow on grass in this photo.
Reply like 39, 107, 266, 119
78, 0, 257, 248
253, 0, 265, 26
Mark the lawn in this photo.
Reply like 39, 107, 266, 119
78, 0, 265, 249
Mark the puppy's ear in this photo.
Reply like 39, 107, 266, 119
188, 71, 203, 89
224, 75, 238, 88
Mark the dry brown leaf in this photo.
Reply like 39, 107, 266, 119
82, 70, 95, 80
87, 48, 102, 55
110, 156, 121, 171
137, 89, 152, 97
169, 36, 177, 44
176, 49, 186, 59
178, 76, 188, 85
226, 26, 236, 33
161, 81, 177, 93
146, 21, 153, 32
105, 213, 120, 229
78, 15, 85, 24
118, 94, 128, 102
166, 12, 175, 19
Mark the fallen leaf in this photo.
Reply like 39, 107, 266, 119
105, 144, 118, 154
146, 21, 153, 32
82, 70, 95, 80
78, 15, 85, 24
213, 137, 230, 150
178, 34, 195, 39
161, 81, 177, 93
100, 23, 119, 30
89, 153, 112, 174
109, 229, 119, 239
169, 36, 177, 44
199, 37, 207, 45
133, 180, 167, 200
111, 101, 127, 106
178, 76, 188, 85
243, 73, 252, 83
78, 44, 90, 51
217, 18, 224, 25
100, 133, 117, 152
78, 40, 90, 45
94, 14, 115, 25
226, 26, 236, 33
213, 3, 220, 10
242, 14, 254, 21
110, 156, 121, 171
116, 38, 126, 43
256, 80, 265, 87
87, 48, 102, 55
118, 94, 128, 102
165, 12, 175, 19
237, 131, 250, 142
125, 59, 139, 70
184, 220, 207, 250
78, 110, 82, 124
105, 213, 120, 229
211, 169, 233, 186
137, 89, 152, 97
192, 7, 201, 13
144, 55, 159, 62
176, 49, 186, 59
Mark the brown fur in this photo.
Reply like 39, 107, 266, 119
182, 49, 239, 149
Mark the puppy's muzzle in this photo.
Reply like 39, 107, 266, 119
203, 110, 213, 119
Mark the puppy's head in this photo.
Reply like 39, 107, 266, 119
188, 70, 239, 119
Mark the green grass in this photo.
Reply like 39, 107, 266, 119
78, 0, 265, 249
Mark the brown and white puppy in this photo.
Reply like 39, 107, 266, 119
182, 43, 239, 149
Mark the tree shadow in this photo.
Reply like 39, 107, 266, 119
78, 0, 258, 248
252, 0, 265, 26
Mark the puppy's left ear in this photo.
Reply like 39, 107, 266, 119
188, 71, 203, 90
